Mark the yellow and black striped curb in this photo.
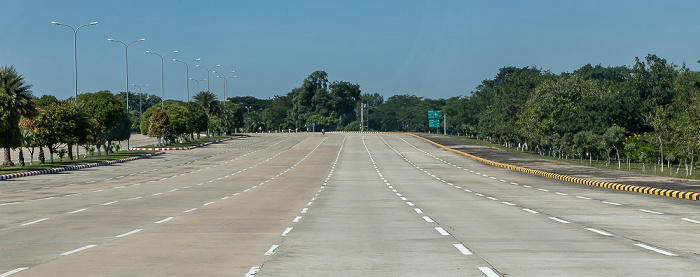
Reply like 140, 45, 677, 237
341, 131, 700, 201
403, 133, 700, 201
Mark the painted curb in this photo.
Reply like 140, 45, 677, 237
343, 131, 700, 201
0, 151, 166, 181
128, 135, 250, 151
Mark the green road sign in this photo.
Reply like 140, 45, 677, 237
429, 119, 441, 128
428, 110, 442, 119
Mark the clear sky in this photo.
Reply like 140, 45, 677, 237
2, 0, 700, 102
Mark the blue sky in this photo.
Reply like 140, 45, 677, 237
2, 0, 700, 102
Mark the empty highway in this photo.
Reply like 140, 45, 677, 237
1, 133, 699, 276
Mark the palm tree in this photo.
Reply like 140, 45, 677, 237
193, 91, 218, 136
0, 66, 35, 166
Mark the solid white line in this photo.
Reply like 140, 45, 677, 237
282, 227, 293, 236
435, 227, 450, 236
478, 267, 500, 277
0, 202, 21, 206
183, 208, 197, 213
293, 216, 302, 223
585, 228, 614, 237
602, 201, 621, 206
423, 216, 435, 223
21, 218, 49, 226
155, 217, 174, 224
453, 243, 472, 255
549, 217, 570, 224
523, 209, 539, 214
640, 209, 664, 215
116, 229, 143, 238
264, 245, 279, 255
61, 244, 97, 256
634, 243, 677, 256
0, 267, 29, 277
67, 208, 87, 214
682, 218, 700, 224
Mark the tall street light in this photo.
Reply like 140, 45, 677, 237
214, 70, 235, 101
51, 20, 98, 104
146, 50, 178, 109
173, 58, 200, 102
109, 38, 145, 150
132, 84, 147, 123
190, 78, 206, 94
195, 64, 219, 92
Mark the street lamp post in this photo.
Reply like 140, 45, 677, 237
195, 64, 219, 92
214, 70, 236, 101
51, 20, 98, 104
146, 50, 178, 109
190, 78, 207, 94
109, 38, 145, 150
52, 20, 98, 159
173, 58, 201, 102
132, 84, 145, 123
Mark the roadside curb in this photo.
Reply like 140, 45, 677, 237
404, 133, 700, 201
128, 135, 249, 151
0, 151, 166, 181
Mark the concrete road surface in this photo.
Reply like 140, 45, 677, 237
1, 133, 699, 276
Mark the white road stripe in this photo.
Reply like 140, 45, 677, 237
640, 209, 664, 215
602, 201, 621, 206
435, 227, 450, 236
0, 202, 21, 206
0, 267, 29, 277
414, 208, 423, 214
202, 201, 215, 206
682, 218, 700, 224
453, 243, 472, 255
523, 209, 539, 214
486, 197, 499, 201
634, 243, 677, 256
155, 217, 174, 224
555, 192, 568, 196
301, 208, 308, 213
293, 216, 302, 222
264, 245, 279, 255
183, 208, 197, 213
576, 196, 592, 200
116, 229, 143, 238
549, 217, 570, 224
67, 208, 87, 214
423, 216, 435, 223
585, 228, 614, 237
478, 267, 500, 277
502, 202, 516, 206
21, 218, 49, 226
282, 227, 293, 236
61, 244, 97, 256
102, 201, 118, 206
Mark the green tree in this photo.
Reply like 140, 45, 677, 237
148, 109, 172, 145
164, 101, 192, 142
78, 91, 127, 155
184, 102, 208, 139
193, 91, 219, 136
0, 66, 35, 166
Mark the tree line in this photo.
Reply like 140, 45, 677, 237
0, 65, 243, 167
236, 55, 700, 176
